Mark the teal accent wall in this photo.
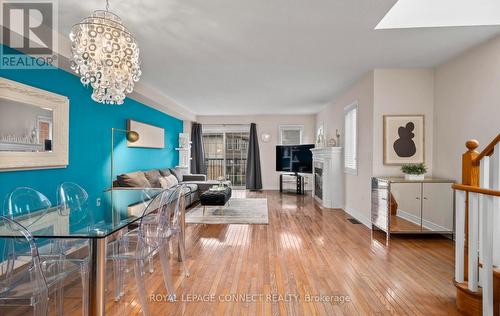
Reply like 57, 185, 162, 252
0, 45, 182, 222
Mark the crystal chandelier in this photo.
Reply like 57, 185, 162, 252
69, 0, 141, 105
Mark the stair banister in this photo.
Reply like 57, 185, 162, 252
453, 134, 500, 316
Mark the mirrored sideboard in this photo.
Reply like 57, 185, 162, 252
371, 177, 455, 243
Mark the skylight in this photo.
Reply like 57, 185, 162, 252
375, 0, 500, 29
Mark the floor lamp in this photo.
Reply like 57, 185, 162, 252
110, 128, 139, 225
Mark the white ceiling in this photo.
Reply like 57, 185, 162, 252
58, 0, 500, 116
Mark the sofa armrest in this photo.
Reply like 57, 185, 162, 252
182, 174, 207, 182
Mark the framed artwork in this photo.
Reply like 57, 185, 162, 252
383, 115, 424, 165
127, 119, 165, 148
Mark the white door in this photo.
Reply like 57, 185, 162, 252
422, 183, 454, 231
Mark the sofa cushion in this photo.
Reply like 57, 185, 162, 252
159, 168, 171, 177
159, 175, 179, 189
184, 183, 198, 193
144, 169, 162, 188
169, 167, 183, 182
117, 171, 151, 187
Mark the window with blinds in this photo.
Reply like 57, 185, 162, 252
344, 103, 358, 174
279, 125, 303, 145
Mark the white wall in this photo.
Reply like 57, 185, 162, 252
433, 35, 500, 181
315, 69, 435, 226
196, 114, 316, 190
316, 72, 374, 226
373, 69, 435, 176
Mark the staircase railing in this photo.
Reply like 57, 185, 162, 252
453, 134, 500, 316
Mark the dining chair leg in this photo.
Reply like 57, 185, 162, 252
178, 233, 189, 277
159, 242, 175, 301
55, 259, 65, 316
33, 290, 48, 316
148, 256, 154, 274
203, 206, 206, 216
112, 258, 121, 301
134, 259, 151, 316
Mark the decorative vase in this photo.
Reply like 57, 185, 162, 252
327, 138, 337, 147
404, 174, 425, 181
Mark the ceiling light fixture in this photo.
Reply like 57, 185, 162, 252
69, 0, 141, 105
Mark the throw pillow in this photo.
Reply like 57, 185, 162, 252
159, 168, 171, 177
144, 169, 162, 188
159, 175, 179, 189
169, 167, 183, 182
117, 171, 151, 187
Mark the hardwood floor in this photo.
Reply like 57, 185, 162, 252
4, 190, 461, 315
389, 214, 428, 232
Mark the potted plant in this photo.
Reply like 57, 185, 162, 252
401, 163, 427, 181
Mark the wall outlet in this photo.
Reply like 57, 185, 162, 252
96, 198, 101, 207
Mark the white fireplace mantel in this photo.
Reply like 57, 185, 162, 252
310, 147, 344, 209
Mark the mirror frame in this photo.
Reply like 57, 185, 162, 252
0, 77, 69, 171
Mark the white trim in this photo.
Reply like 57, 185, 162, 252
396, 209, 451, 232
344, 206, 371, 228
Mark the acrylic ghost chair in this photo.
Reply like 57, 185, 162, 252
56, 182, 95, 252
111, 187, 159, 301
3, 187, 89, 316
0, 215, 85, 315
107, 185, 189, 315
0, 215, 49, 315
138, 184, 189, 279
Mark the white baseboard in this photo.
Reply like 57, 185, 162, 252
396, 209, 451, 232
344, 206, 371, 228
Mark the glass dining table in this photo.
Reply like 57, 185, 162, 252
0, 188, 183, 316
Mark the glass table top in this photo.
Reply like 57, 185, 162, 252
0, 188, 163, 239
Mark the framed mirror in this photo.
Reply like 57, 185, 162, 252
0, 77, 69, 171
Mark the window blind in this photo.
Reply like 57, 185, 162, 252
344, 104, 357, 174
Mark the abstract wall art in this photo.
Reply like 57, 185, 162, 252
383, 115, 424, 165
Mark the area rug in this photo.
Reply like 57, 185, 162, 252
186, 198, 269, 225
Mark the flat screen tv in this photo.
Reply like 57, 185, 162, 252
276, 144, 314, 173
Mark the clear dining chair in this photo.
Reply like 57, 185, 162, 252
107, 186, 188, 315
161, 184, 189, 278
3, 187, 89, 316
56, 182, 94, 248
0, 216, 85, 316
3, 187, 51, 231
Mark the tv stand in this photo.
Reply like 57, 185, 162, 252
279, 173, 305, 195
